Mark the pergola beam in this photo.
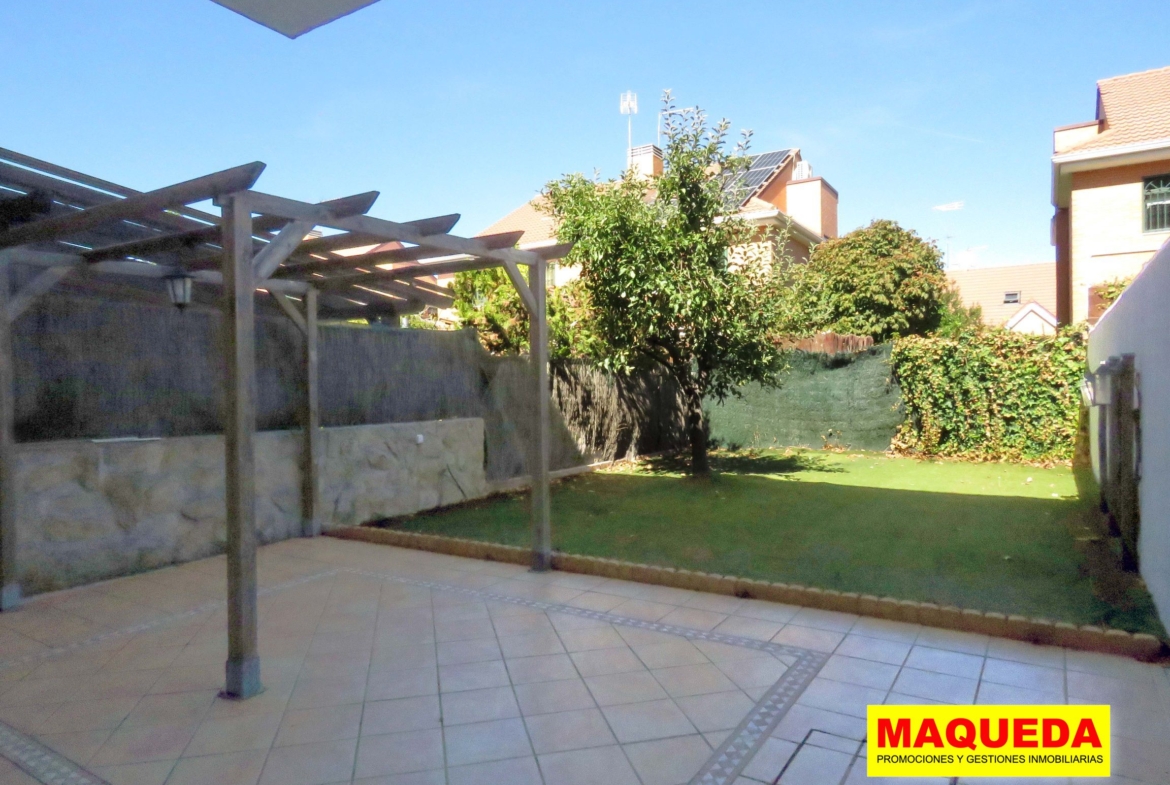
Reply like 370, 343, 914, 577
295, 213, 459, 255
353, 281, 453, 309
0, 163, 266, 251
5, 264, 77, 323
276, 231, 525, 279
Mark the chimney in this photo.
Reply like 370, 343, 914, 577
629, 144, 663, 179
784, 160, 839, 240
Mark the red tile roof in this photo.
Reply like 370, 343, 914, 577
1065, 65, 1170, 153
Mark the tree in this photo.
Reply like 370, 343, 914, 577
935, 285, 983, 338
779, 219, 948, 342
541, 93, 788, 475
450, 268, 597, 359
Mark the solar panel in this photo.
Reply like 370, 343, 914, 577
722, 149, 791, 205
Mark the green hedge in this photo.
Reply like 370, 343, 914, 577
891, 328, 1085, 462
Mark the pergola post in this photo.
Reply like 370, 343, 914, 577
0, 260, 20, 610
528, 257, 552, 571
220, 194, 262, 699
302, 287, 321, 537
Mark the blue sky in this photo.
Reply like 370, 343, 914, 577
1, 1, 1165, 268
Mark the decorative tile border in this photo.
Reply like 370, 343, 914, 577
329, 526, 1167, 661
0, 720, 110, 785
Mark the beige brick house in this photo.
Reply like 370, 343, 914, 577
947, 263, 1058, 334
479, 145, 838, 288
1052, 65, 1170, 324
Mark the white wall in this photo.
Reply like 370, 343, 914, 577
1088, 238, 1170, 630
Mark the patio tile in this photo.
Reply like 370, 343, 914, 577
623, 733, 712, 785
771, 625, 844, 653
288, 674, 368, 709
558, 627, 627, 652
91, 721, 201, 766
368, 644, 437, 672
657, 607, 728, 632
711, 615, 784, 642
912, 627, 989, 656
684, 593, 746, 614
491, 613, 556, 637
601, 698, 696, 743
982, 658, 1065, 695
361, 695, 442, 734
437, 661, 510, 693
524, 708, 617, 754
848, 618, 921, 644
435, 638, 502, 666
975, 681, 1064, 705
274, 703, 363, 747
39, 696, 139, 733
570, 645, 645, 678
513, 678, 596, 716
834, 633, 911, 665
183, 711, 283, 756
741, 737, 798, 782
353, 728, 445, 779
498, 632, 566, 659
904, 646, 985, 680
735, 600, 801, 624
789, 608, 858, 633
776, 744, 853, 785
434, 618, 496, 643
353, 770, 445, 785
608, 599, 675, 622
985, 638, 1065, 669
585, 671, 669, 706
90, 760, 176, 785
797, 678, 887, 719
563, 592, 628, 613
258, 738, 358, 785
773, 704, 866, 744
506, 653, 580, 685
166, 749, 267, 785
818, 654, 900, 691
675, 690, 756, 733
631, 641, 709, 670
892, 668, 978, 704
366, 666, 438, 700
37, 728, 112, 764
538, 745, 641, 785
651, 663, 738, 697
441, 686, 521, 725
447, 756, 543, 785
443, 717, 533, 766
715, 655, 789, 690
693, 639, 772, 664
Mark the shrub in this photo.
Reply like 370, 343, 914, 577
891, 327, 1086, 462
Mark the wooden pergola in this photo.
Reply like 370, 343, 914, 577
0, 149, 567, 698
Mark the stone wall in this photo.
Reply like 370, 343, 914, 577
14, 418, 486, 593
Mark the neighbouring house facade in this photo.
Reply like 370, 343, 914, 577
1052, 65, 1170, 325
947, 262, 1059, 334
479, 145, 839, 288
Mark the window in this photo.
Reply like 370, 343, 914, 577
1003, 291, 1021, 304
1146, 175, 1170, 232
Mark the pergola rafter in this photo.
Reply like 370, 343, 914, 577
0, 150, 568, 700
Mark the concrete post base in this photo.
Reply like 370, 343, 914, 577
223, 656, 262, 699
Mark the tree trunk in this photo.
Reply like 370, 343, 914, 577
686, 392, 709, 476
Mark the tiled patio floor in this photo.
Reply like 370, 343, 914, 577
0, 538, 1165, 785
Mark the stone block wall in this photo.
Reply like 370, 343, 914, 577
14, 418, 486, 593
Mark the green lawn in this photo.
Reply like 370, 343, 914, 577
377, 449, 1165, 637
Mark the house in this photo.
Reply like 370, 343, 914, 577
479, 144, 838, 287
947, 262, 1059, 334
1052, 65, 1170, 325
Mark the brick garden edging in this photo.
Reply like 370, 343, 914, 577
326, 526, 1166, 662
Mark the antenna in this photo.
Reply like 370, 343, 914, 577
620, 91, 638, 167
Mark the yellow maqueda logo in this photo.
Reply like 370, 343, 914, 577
867, 704, 1110, 778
